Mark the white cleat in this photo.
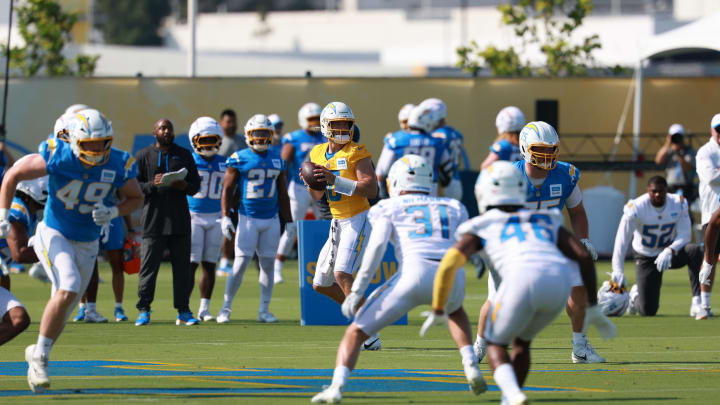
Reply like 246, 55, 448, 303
626, 284, 639, 315
361, 334, 381, 351
216, 309, 231, 324
572, 341, 605, 364
508, 392, 529, 405
84, 309, 108, 323
274, 272, 284, 285
464, 363, 487, 395
198, 310, 214, 322
257, 311, 279, 323
25, 345, 50, 394
28, 263, 50, 283
690, 304, 700, 318
473, 338, 487, 363
311, 384, 343, 403
695, 306, 712, 320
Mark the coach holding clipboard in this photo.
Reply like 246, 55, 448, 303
134, 119, 201, 326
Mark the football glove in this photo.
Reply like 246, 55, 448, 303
92, 203, 119, 226
341, 292, 362, 320
221, 216, 235, 240
654, 248, 673, 273
610, 271, 626, 287
100, 224, 110, 244
585, 305, 617, 340
700, 260, 713, 286
0, 208, 10, 239
580, 238, 598, 261
419, 311, 448, 337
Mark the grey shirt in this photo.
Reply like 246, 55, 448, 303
664, 145, 695, 187
218, 135, 247, 157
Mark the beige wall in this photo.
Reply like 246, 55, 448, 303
6, 77, 719, 196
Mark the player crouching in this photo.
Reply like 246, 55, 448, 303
423, 161, 615, 405
312, 155, 480, 403
218, 114, 291, 323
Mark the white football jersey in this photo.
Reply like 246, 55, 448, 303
456, 208, 570, 279
612, 193, 690, 269
368, 195, 468, 262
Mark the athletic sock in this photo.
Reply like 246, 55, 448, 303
259, 257, 274, 313
692, 295, 701, 307
493, 363, 522, 399
572, 332, 585, 346
35, 335, 54, 358
223, 256, 250, 310
331, 365, 350, 387
701, 292, 711, 308
459, 345, 478, 366
115, 302, 123, 309
87, 302, 96, 312
274, 259, 283, 277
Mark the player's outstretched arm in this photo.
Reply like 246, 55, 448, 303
557, 226, 597, 304
8, 222, 37, 263
221, 167, 239, 218
610, 214, 636, 286
0, 154, 47, 211
353, 157, 378, 199
116, 179, 143, 216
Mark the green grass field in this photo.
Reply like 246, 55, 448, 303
1, 260, 718, 404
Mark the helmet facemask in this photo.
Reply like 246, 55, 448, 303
192, 133, 221, 157
325, 119, 354, 144
76, 136, 113, 166
246, 128, 272, 152
526, 143, 559, 170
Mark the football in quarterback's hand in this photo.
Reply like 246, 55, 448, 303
301, 161, 327, 191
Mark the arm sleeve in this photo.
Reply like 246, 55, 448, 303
350, 217, 392, 296
668, 199, 691, 253
431, 247, 468, 311
696, 148, 720, 185
565, 184, 583, 209
611, 212, 637, 274
375, 146, 396, 177
184, 152, 201, 196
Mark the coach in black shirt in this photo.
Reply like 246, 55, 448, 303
135, 118, 201, 325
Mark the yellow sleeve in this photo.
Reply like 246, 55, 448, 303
350, 143, 371, 164
308, 144, 322, 165
431, 247, 468, 311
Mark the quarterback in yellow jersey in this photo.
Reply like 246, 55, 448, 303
305, 102, 380, 349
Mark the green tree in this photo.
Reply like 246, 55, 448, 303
5, 0, 98, 76
457, 0, 601, 77
95, 0, 171, 46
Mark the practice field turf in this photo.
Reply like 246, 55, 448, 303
1, 260, 718, 404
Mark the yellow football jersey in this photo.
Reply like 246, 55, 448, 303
309, 141, 371, 219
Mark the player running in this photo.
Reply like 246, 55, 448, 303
424, 161, 615, 405
612, 176, 705, 317
187, 117, 225, 321
274, 103, 324, 284
0, 109, 142, 393
218, 114, 291, 323
311, 155, 483, 403
376, 105, 453, 197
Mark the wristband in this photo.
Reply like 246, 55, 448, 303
332, 176, 357, 196
0, 208, 8, 220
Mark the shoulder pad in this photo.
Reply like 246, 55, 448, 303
431, 131, 446, 140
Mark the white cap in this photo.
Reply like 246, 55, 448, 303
668, 123, 685, 135
711, 114, 720, 130
495, 106, 526, 133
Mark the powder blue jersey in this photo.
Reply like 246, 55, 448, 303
282, 129, 324, 184
490, 139, 522, 162
187, 152, 226, 214
513, 160, 580, 211
0, 197, 37, 264
434, 125, 464, 179
383, 130, 451, 182
227, 147, 286, 219
40, 139, 138, 242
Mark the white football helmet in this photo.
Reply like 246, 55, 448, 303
188, 117, 222, 157
298, 102, 322, 131
268, 113, 283, 133
320, 102, 355, 144
387, 154, 433, 198
475, 160, 526, 213
397, 104, 415, 130
495, 106, 526, 133
407, 105, 435, 133
519, 121, 559, 170
64, 104, 89, 115
68, 109, 113, 166
244, 114, 273, 152
53, 112, 75, 142
597, 280, 629, 317
419, 98, 447, 128
17, 176, 49, 205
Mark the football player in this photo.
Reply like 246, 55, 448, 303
268, 113, 284, 146
424, 161, 615, 405
481, 106, 526, 169
311, 155, 482, 404
420, 98, 465, 200
274, 103, 324, 284
375, 105, 453, 197
474, 121, 603, 365
187, 117, 225, 322
218, 114, 291, 323
612, 176, 705, 317
305, 101, 380, 350
0, 109, 142, 393
397, 103, 414, 131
